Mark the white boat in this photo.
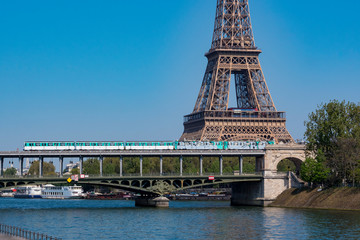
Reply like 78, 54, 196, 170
0, 189, 15, 197
14, 185, 42, 198
41, 184, 84, 199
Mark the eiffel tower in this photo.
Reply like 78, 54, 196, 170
180, 0, 293, 143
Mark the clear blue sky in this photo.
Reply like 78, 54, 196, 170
1, 0, 359, 151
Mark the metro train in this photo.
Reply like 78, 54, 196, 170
23, 140, 275, 151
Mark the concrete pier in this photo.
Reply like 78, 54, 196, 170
135, 196, 169, 208
231, 172, 290, 206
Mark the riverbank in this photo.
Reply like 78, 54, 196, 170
270, 187, 360, 210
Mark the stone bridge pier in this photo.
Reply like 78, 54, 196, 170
231, 144, 306, 206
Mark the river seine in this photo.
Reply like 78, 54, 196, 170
0, 198, 360, 240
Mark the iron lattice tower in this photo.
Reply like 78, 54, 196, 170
180, 0, 293, 143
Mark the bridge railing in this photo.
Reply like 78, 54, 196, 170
0, 223, 61, 240
0, 172, 262, 180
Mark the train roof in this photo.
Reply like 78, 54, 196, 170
24, 140, 174, 143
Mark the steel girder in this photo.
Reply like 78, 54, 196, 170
0, 175, 262, 195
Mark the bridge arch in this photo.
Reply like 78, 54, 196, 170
142, 180, 151, 188
276, 157, 303, 175
131, 180, 140, 188
194, 179, 202, 186
121, 180, 130, 186
6, 182, 15, 187
183, 180, 192, 187
274, 156, 304, 174
173, 180, 181, 188
265, 145, 306, 172
0, 182, 4, 188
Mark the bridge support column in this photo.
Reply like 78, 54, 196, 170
19, 157, 24, 176
199, 156, 203, 176
255, 156, 264, 172
159, 156, 163, 176
59, 157, 63, 177
99, 157, 103, 177
140, 156, 143, 177
120, 156, 123, 177
239, 156, 243, 175
39, 157, 43, 177
79, 156, 83, 175
0, 157, 3, 177
231, 173, 290, 207
219, 156, 223, 176
179, 156, 183, 176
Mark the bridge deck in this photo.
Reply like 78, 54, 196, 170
0, 149, 265, 158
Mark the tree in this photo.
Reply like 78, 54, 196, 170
28, 161, 56, 176
305, 100, 360, 156
4, 167, 17, 176
304, 100, 360, 185
103, 158, 120, 175
83, 158, 100, 175
71, 168, 80, 175
329, 138, 360, 186
277, 159, 297, 172
300, 157, 329, 186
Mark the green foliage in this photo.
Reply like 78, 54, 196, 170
162, 157, 179, 174
203, 157, 220, 174
300, 157, 329, 184
305, 100, 360, 155
29, 161, 56, 176
304, 100, 360, 186
182, 157, 199, 174
123, 157, 140, 174
4, 167, 17, 176
143, 157, 160, 175
103, 158, 120, 175
329, 138, 360, 186
242, 157, 255, 173
70, 168, 80, 175
76, 156, 255, 176
277, 159, 297, 172
83, 158, 100, 175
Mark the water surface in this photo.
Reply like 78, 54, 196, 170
0, 198, 359, 240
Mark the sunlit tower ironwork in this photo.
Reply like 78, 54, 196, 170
180, 0, 293, 143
